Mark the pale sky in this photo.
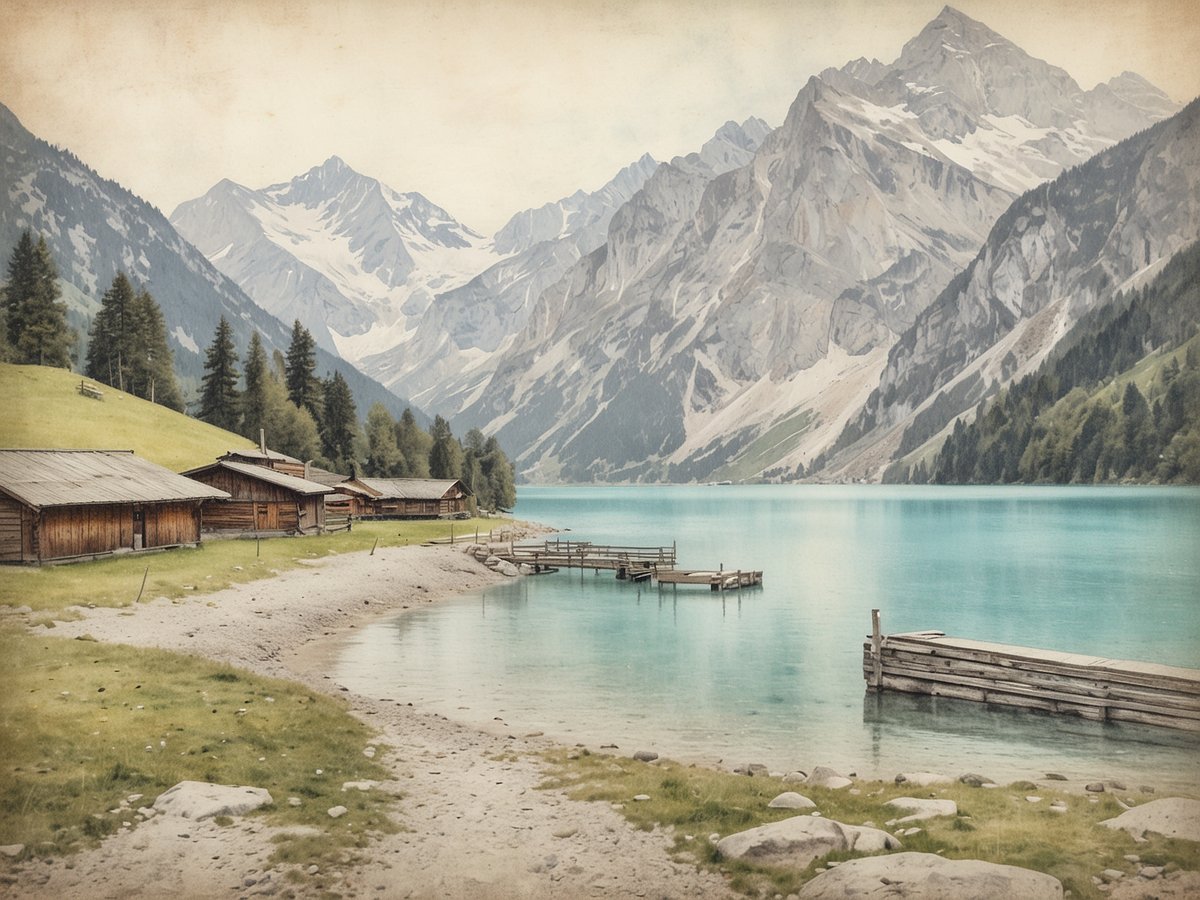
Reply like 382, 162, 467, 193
2, 0, 1197, 235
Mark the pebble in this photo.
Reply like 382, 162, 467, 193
288, 798, 302, 807
307, 865, 319, 875
633, 794, 650, 802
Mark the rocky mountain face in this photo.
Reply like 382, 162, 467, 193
458, 5, 1178, 482
170, 156, 495, 361
0, 104, 416, 419
364, 118, 773, 416
828, 97, 1200, 480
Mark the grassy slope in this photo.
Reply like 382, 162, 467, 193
0, 363, 256, 471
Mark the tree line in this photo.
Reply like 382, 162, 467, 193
894, 240, 1200, 485
1, 230, 518, 509
197, 317, 517, 510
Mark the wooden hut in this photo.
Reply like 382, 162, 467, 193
0, 449, 229, 564
182, 459, 332, 535
217, 448, 307, 479
334, 478, 472, 519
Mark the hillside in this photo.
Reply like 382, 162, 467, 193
0, 363, 255, 471
886, 241, 1200, 484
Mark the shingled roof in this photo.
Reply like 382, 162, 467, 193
0, 449, 229, 509
338, 477, 471, 500
181, 459, 332, 495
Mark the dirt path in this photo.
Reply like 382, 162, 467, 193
8, 543, 736, 899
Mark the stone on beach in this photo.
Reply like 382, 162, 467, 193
884, 797, 958, 822
768, 792, 816, 810
1100, 798, 1200, 842
715, 815, 900, 869
632, 750, 659, 762
895, 772, 953, 786
958, 773, 996, 787
805, 766, 853, 790
152, 781, 272, 821
797, 851, 1064, 899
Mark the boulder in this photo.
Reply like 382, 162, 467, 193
806, 766, 853, 790
885, 797, 958, 823
153, 781, 273, 820
632, 750, 659, 762
715, 815, 900, 869
798, 852, 1063, 898
768, 792, 816, 810
958, 773, 996, 788
484, 555, 502, 568
495, 560, 521, 577
895, 772, 953, 787
1100, 798, 1200, 842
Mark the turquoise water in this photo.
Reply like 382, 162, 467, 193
331, 485, 1200, 786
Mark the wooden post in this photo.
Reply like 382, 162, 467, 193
870, 608, 883, 691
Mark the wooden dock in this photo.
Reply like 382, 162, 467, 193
479, 539, 762, 591
863, 610, 1200, 732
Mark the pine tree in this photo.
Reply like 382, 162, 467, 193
87, 272, 137, 390
320, 370, 358, 467
285, 320, 322, 422
364, 403, 402, 475
127, 288, 182, 410
199, 316, 241, 431
240, 331, 270, 442
395, 408, 430, 477
428, 415, 458, 479
3, 231, 73, 368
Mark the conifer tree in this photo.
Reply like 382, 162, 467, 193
127, 288, 182, 410
395, 408, 430, 477
3, 231, 73, 368
87, 272, 137, 390
364, 403, 402, 475
199, 316, 241, 431
428, 415, 458, 479
320, 370, 358, 467
284, 320, 322, 422
240, 331, 270, 442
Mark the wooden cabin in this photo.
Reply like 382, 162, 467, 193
182, 459, 332, 535
0, 449, 229, 564
217, 447, 307, 479
334, 478, 472, 519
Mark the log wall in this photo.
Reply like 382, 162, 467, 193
863, 616, 1200, 733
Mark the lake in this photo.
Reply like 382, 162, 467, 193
331, 485, 1200, 788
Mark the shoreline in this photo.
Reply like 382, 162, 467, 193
10, 539, 737, 899
8, 538, 1197, 897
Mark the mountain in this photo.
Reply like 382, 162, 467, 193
170, 156, 495, 361
459, 5, 1178, 482
360, 117, 772, 416
827, 97, 1200, 480
0, 103, 417, 421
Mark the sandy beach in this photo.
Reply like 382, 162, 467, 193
7, 541, 738, 899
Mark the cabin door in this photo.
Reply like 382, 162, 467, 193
132, 507, 145, 550
256, 503, 270, 531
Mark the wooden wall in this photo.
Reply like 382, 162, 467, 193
0, 501, 204, 563
190, 469, 326, 534
360, 496, 468, 519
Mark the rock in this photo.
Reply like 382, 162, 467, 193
632, 750, 659, 762
884, 797, 958, 822
152, 782, 272, 821
288, 797, 302, 807
327, 806, 348, 819
733, 763, 769, 776
715, 815, 900, 869
495, 560, 521, 577
1138, 866, 1161, 879
633, 794, 651, 802
805, 767, 852, 790
518, 564, 537, 575
484, 555, 502, 568
342, 780, 377, 792
1086, 782, 1107, 793
552, 827, 577, 839
782, 771, 808, 783
894, 772, 953, 787
958, 773, 995, 788
798, 852, 1063, 899
1101, 869, 1125, 882
0, 845, 24, 858
1100, 798, 1200, 842
1027, 796, 1042, 803
1045, 773, 1068, 781
768, 792, 817, 810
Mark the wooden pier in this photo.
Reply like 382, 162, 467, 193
478, 539, 762, 591
863, 610, 1200, 732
